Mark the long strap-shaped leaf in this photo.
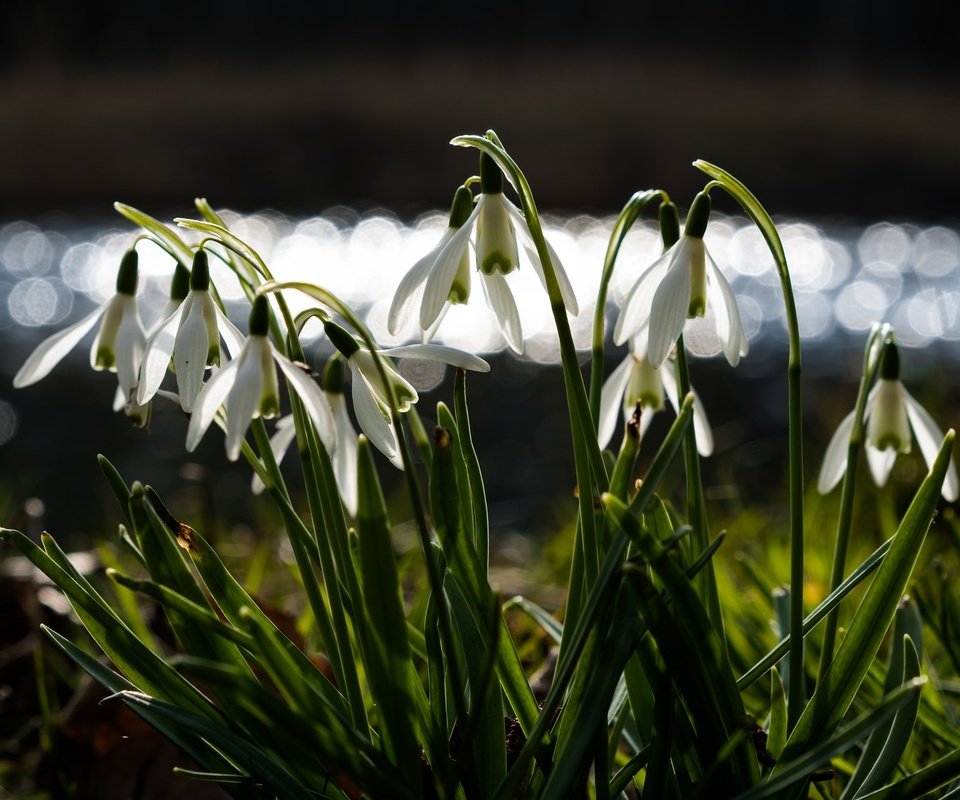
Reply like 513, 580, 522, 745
611, 497, 759, 794
734, 679, 926, 800
356, 437, 423, 795
774, 431, 954, 773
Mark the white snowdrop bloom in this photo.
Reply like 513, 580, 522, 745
818, 341, 958, 501
388, 155, 578, 353
251, 356, 360, 516
325, 319, 489, 466
614, 192, 747, 369
187, 296, 335, 462
138, 250, 245, 413
598, 328, 713, 456
14, 249, 149, 425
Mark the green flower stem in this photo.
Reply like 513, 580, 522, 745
249, 417, 369, 734
454, 369, 489, 572
451, 132, 609, 601
589, 189, 665, 429
818, 325, 892, 678
495, 395, 694, 800
674, 337, 723, 631
695, 160, 806, 731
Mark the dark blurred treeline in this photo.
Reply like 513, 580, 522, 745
2, 1, 959, 220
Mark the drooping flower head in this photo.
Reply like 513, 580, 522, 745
598, 330, 713, 456
818, 340, 958, 500
251, 355, 360, 515
388, 153, 579, 353
614, 192, 747, 369
324, 319, 490, 465
138, 249, 245, 413
186, 295, 334, 461
15, 249, 149, 424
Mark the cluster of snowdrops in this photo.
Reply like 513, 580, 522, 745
5, 131, 960, 799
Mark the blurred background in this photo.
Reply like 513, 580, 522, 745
3, 4, 960, 797
1, 0, 959, 539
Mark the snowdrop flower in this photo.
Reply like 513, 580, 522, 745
138, 249, 245, 413
614, 192, 747, 369
14, 250, 149, 423
251, 357, 360, 515
324, 319, 489, 465
187, 296, 335, 461
388, 154, 579, 353
818, 342, 958, 500
598, 329, 713, 456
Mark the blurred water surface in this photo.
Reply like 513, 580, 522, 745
1, 209, 958, 541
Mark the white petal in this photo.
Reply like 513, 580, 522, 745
351, 375, 401, 467
175, 298, 212, 413
215, 306, 246, 358
865, 443, 897, 487
251, 416, 298, 494
420, 203, 480, 330
112, 385, 127, 412
273, 347, 336, 451
13, 299, 110, 387
224, 340, 267, 461
818, 410, 856, 494
902, 386, 959, 501
646, 253, 692, 368
351, 349, 418, 412
598, 354, 634, 449
381, 344, 490, 373
661, 364, 713, 457
330, 394, 359, 515
137, 300, 186, 404
186, 355, 242, 452
115, 299, 147, 397
388, 232, 451, 335
707, 250, 748, 366
421, 302, 450, 344
507, 202, 580, 316
613, 245, 676, 345
480, 271, 523, 353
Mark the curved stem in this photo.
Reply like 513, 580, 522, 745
818, 324, 891, 677
589, 190, 665, 429
674, 337, 722, 630
693, 159, 806, 729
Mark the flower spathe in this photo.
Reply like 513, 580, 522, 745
138, 249, 245, 413
614, 192, 748, 369
818, 342, 959, 501
325, 319, 489, 465
598, 330, 713, 456
187, 296, 335, 462
388, 155, 579, 354
14, 250, 148, 422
